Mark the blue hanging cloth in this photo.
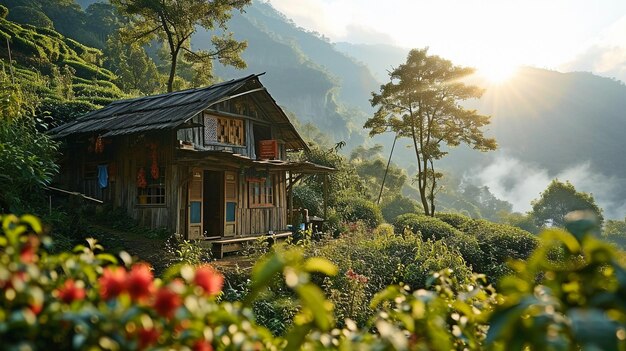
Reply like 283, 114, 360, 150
98, 164, 108, 189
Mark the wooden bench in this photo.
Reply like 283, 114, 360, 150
207, 231, 292, 259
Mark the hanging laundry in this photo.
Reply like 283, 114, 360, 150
97, 164, 108, 189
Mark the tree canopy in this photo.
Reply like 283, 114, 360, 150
531, 179, 604, 228
365, 48, 496, 216
112, 0, 250, 92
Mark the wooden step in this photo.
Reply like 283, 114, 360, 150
208, 231, 292, 258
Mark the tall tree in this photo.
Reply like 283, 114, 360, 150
111, 0, 249, 92
531, 179, 604, 228
365, 48, 496, 216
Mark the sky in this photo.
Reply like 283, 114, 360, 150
267, 0, 626, 82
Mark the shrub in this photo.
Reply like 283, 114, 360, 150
7, 6, 53, 29
435, 212, 473, 229
380, 194, 421, 223
394, 213, 484, 272
293, 183, 323, 216
460, 219, 539, 279
334, 195, 383, 228
310, 229, 473, 325
373, 223, 394, 236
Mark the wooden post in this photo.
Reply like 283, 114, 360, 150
323, 173, 328, 220
288, 171, 294, 225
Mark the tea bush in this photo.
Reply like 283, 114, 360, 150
309, 229, 474, 325
334, 195, 383, 228
460, 219, 539, 280
394, 213, 483, 271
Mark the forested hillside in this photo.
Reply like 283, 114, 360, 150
0, 8, 125, 125
195, 1, 377, 147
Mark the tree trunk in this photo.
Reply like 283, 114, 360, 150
167, 49, 179, 92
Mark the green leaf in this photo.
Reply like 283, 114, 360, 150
20, 214, 42, 234
296, 283, 333, 331
95, 253, 118, 265
370, 285, 401, 309
244, 253, 284, 306
303, 257, 337, 276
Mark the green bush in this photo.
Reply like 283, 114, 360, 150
61, 59, 114, 81
435, 212, 473, 229
7, 6, 53, 29
394, 213, 484, 272
460, 219, 539, 279
380, 194, 421, 223
293, 183, 323, 216
311, 229, 473, 325
334, 195, 383, 228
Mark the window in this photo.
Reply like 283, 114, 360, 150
137, 167, 166, 205
204, 114, 244, 146
248, 176, 274, 207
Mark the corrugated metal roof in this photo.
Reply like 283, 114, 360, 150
49, 74, 307, 150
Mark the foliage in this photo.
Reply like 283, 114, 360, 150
531, 179, 604, 228
334, 195, 383, 228
486, 213, 626, 350
292, 183, 323, 217
603, 217, 626, 250
370, 269, 497, 351
6, 6, 53, 29
174, 239, 211, 265
435, 212, 473, 229
112, 0, 250, 92
380, 195, 422, 224
309, 227, 474, 326
349, 144, 409, 202
296, 142, 368, 207
103, 33, 162, 95
365, 48, 497, 216
6, 211, 626, 349
499, 211, 540, 234
394, 213, 483, 270
460, 219, 539, 280
0, 93, 59, 213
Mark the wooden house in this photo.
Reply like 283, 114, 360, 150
50, 74, 334, 257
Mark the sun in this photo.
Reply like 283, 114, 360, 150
477, 62, 519, 84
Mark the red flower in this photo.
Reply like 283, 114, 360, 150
99, 267, 127, 300
193, 265, 224, 296
137, 327, 160, 349
29, 303, 43, 315
57, 279, 86, 304
20, 235, 40, 263
153, 286, 181, 318
127, 264, 154, 301
192, 339, 214, 351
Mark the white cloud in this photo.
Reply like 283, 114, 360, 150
465, 153, 626, 219
561, 15, 626, 82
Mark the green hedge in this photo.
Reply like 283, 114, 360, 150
334, 195, 383, 228
435, 212, 473, 229
393, 213, 484, 272
460, 219, 539, 279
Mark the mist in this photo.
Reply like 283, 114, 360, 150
465, 152, 626, 220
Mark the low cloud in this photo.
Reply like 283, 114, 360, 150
562, 14, 626, 83
465, 153, 626, 219
563, 45, 626, 83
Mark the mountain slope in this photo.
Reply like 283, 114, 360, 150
0, 11, 125, 123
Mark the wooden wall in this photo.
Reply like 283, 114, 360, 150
235, 171, 288, 235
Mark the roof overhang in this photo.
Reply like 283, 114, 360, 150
176, 149, 336, 173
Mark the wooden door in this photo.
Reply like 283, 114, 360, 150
188, 168, 203, 239
224, 171, 237, 237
